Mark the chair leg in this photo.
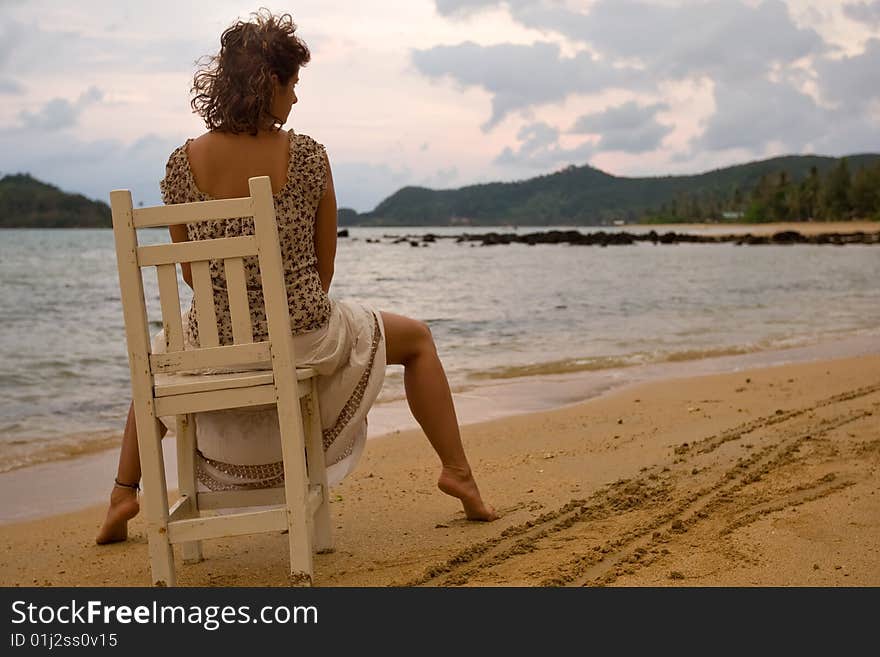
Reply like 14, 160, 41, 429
303, 380, 333, 553
175, 413, 203, 564
277, 393, 314, 585
135, 410, 176, 586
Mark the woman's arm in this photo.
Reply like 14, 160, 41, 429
314, 149, 337, 294
168, 224, 193, 289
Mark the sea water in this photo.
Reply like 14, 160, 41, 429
1, 225, 879, 472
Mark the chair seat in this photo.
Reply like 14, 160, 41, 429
154, 367, 317, 398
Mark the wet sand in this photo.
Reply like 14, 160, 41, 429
1, 353, 878, 586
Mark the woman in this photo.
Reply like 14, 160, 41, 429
96, 10, 496, 545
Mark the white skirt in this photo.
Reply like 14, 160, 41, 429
152, 299, 386, 490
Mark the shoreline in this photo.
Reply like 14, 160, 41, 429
377, 224, 880, 247
4, 220, 878, 234
0, 331, 878, 526
353, 220, 880, 235
1, 349, 878, 586
630, 220, 880, 235
4, 328, 879, 479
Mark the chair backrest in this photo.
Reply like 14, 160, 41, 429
110, 176, 296, 382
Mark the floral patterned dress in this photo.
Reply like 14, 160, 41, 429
155, 129, 386, 491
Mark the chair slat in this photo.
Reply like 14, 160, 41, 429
250, 175, 315, 579
154, 384, 277, 416
138, 236, 258, 267
149, 341, 271, 373
191, 261, 219, 347
132, 197, 253, 228
168, 494, 195, 522
154, 369, 314, 397
110, 188, 176, 585
156, 264, 184, 352
154, 370, 274, 397
197, 488, 285, 511
167, 507, 286, 544
224, 257, 254, 344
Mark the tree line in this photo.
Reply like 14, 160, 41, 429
643, 158, 880, 224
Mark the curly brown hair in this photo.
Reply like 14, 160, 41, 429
190, 9, 311, 134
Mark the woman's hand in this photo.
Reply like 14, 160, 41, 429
314, 149, 337, 294
169, 224, 193, 288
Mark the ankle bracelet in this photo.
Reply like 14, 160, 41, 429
114, 477, 140, 491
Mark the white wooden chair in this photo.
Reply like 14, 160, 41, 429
110, 176, 332, 587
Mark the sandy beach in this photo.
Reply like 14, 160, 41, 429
1, 351, 877, 587
639, 220, 880, 236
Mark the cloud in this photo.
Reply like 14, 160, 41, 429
569, 102, 672, 153
331, 160, 415, 212
425, 0, 880, 159
433, 0, 495, 17
435, 1, 825, 82
813, 114, 880, 155
434, 0, 535, 18
0, 15, 24, 93
816, 37, 880, 113
0, 15, 22, 65
694, 78, 827, 152
844, 1, 880, 27
434, 0, 579, 32
18, 99, 81, 131
0, 14, 207, 77
420, 1, 835, 152
0, 130, 180, 206
494, 120, 593, 168
17, 86, 104, 131
0, 78, 24, 94
567, 0, 824, 82
411, 40, 646, 130
420, 165, 459, 188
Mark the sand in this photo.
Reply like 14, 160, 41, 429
641, 220, 880, 236
1, 353, 878, 587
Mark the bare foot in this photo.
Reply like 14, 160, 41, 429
96, 486, 140, 545
437, 465, 499, 521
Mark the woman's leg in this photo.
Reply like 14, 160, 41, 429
96, 402, 167, 544
381, 311, 497, 521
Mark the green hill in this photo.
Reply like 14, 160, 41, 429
341, 153, 880, 226
6, 153, 879, 229
0, 174, 111, 228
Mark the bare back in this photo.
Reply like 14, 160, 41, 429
185, 130, 292, 199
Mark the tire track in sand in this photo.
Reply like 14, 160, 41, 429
398, 383, 879, 587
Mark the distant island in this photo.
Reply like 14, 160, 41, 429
0, 174, 111, 228
4, 153, 880, 228
339, 153, 880, 227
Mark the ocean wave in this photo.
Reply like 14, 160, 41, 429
0, 430, 122, 474
467, 355, 647, 380
462, 337, 839, 381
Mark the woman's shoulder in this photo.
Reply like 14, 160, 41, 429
291, 130, 327, 159
160, 138, 196, 204
288, 130, 329, 198
162, 137, 198, 176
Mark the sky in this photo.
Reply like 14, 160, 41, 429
1, 0, 879, 211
